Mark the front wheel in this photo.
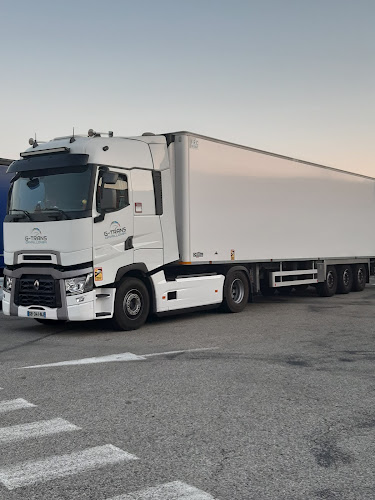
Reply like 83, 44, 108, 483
112, 278, 150, 331
221, 270, 249, 313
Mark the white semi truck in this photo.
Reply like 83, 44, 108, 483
2, 131, 373, 329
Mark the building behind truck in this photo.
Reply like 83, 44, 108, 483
0, 158, 13, 303
2, 131, 373, 328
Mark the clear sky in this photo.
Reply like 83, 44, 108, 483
1, 0, 374, 175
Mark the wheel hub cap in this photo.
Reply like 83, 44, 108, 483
124, 290, 141, 317
231, 279, 245, 304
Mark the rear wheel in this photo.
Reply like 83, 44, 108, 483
317, 265, 337, 297
112, 278, 150, 331
337, 265, 353, 294
352, 263, 366, 292
221, 270, 249, 313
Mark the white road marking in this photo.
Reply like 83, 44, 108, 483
0, 444, 139, 490
0, 398, 36, 414
18, 348, 218, 369
0, 418, 79, 444
19, 352, 147, 369
143, 348, 218, 358
107, 481, 216, 499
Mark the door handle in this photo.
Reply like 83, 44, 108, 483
125, 236, 133, 250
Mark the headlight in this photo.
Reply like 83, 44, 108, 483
4, 276, 14, 292
65, 273, 93, 296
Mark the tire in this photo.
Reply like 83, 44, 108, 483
337, 265, 353, 294
317, 265, 337, 297
35, 319, 66, 326
221, 270, 249, 313
112, 277, 150, 331
352, 264, 366, 292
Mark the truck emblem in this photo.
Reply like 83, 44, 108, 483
34, 280, 40, 291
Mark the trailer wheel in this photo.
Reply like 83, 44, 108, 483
337, 265, 353, 294
221, 270, 249, 313
352, 264, 366, 292
112, 277, 150, 331
317, 266, 337, 297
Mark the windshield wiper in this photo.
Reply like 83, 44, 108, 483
41, 208, 71, 220
9, 209, 33, 221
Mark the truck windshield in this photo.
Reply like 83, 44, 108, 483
7, 165, 94, 221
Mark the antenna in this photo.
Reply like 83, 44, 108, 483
70, 127, 76, 143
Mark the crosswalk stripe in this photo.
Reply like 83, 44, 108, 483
0, 398, 36, 414
107, 481, 216, 500
0, 444, 139, 490
0, 418, 80, 444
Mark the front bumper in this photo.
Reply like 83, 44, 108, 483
2, 268, 115, 322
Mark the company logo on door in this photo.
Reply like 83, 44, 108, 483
25, 228, 48, 245
104, 221, 126, 239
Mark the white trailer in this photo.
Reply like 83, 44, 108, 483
2, 131, 373, 329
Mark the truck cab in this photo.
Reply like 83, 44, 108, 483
2, 132, 181, 328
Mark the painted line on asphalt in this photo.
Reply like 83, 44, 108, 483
143, 348, 218, 358
0, 444, 139, 490
19, 352, 147, 368
0, 418, 80, 444
0, 399, 36, 414
18, 348, 219, 369
107, 481, 216, 499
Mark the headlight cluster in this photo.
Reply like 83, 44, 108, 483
65, 273, 93, 296
4, 276, 14, 292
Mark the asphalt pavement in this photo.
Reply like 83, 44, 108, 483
0, 283, 375, 500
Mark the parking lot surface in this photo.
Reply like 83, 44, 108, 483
0, 284, 375, 500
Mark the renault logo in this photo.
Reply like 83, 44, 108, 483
34, 280, 40, 291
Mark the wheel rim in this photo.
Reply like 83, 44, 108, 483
343, 269, 351, 287
231, 278, 245, 304
123, 289, 142, 318
327, 271, 335, 289
357, 268, 364, 285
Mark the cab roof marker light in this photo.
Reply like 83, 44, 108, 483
20, 147, 71, 158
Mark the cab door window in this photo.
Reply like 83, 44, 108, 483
96, 172, 129, 213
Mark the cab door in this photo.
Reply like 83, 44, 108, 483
93, 168, 134, 286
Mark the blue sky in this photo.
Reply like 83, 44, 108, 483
1, 0, 374, 175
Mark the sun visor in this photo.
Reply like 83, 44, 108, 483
7, 153, 89, 173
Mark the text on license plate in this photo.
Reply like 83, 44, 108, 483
27, 311, 47, 318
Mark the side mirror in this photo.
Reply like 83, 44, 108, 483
101, 188, 117, 211
102, 172, 119, 185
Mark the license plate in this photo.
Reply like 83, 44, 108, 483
27, 311, 47, 318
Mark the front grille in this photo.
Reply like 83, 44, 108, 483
15, 275, 61, 308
